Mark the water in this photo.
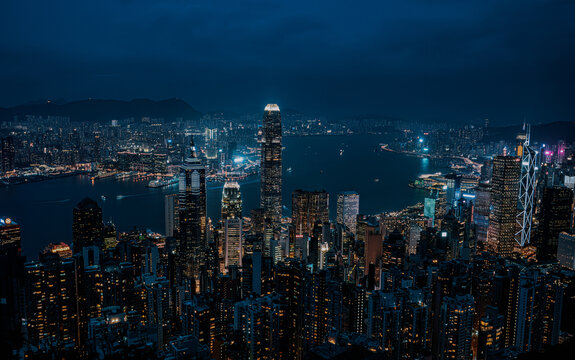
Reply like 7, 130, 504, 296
0, 135, 445, 259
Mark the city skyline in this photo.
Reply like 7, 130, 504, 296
2, 1, 575, 359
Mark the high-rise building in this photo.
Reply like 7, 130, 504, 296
1, 136, 15, 173
0, 217, 25, 352
367, 291, 401, 357
221, 182, 242, 221
535, 186, 574, 260
557, 232, 575, 270
487, 156, 520, 257
234, 294, 287, 359
224, 217, 242, 270
25, 253, 79, 347
444, 173, 462, 210
260, 104, 282, 225
515, 126, 538, 248
477, 306, 504, 360
165, 193, 179, 237
336, 191, 360, 234
178, 137, 207, 287
291, 189, 329, 236
474, 183, 491, 245
72, 197, 103, 253
437, 294, 474, 360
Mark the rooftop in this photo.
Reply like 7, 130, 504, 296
264, 104, 280, 112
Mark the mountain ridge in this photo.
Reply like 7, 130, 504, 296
0, 98, 202, 123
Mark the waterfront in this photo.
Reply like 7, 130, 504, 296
0, 135, 446, 259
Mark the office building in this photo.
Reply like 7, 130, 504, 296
224, 217, 242, 270
487, 156, 520, 256
534, 186, 574, 260
291, 189, 329, 236
336, 191, 360, 234
165, 193, 179, 237
178, 137, 207, 288
260, 104, 283, 225
72, 197, 103, 253
221, 181, 242, 221
557, 232, 575, 269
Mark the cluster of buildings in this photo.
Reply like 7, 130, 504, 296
1, 105, 575, 360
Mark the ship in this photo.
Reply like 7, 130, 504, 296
147, 175, 178, 188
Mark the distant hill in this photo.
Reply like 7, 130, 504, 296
486, 121, 575, 144
0, 98, 202, 123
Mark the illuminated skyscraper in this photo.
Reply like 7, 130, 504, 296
72, 197, 103, 253
221, 181, 242, 221
224, 217, 242, 270
474, 183, 491, 245
165, 193, 179, 237
534, 186, 574, 260
260, 104, 282, 224
0, 217, 25, 350
437, 294, 474, 360
515, 125, 538, 248
291, 189, 329, 236
178, 137, 207, 287
487, 156, 520, 257
336, 191, 360, 234
1, 136, 15, 173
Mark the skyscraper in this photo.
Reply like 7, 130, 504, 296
221, 181, 242, 221
515, 125, 538, 248
178, 137, 207, 287
1, 136, 15, 173
260, 104, 282, 225
437, 294, 474, 360
224, 217, 243, 270
487, 156, 520, 257
164, 193, 179, 237
336, 191, 360, 234
0, 217, 25, 351
72, 197, 103, 253
291, 189, 329, 236
474, 183, 491, 245
534, 186, 574, 260
557, 232, 575, 270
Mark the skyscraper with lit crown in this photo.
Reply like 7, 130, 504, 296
221, 181, 242, 221
260, 104, 282, 225
178, 137, 207, 288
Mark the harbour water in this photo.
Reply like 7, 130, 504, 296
0, 135, 446, 259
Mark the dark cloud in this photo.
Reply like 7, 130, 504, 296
1, 0, 573, 123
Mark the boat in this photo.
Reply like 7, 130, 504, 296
101, 195, 106, 201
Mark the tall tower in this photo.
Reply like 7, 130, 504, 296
72, 197, 103, 253
515, 125, 538, 248
224, 217, 243, 270
260, 104, 282, 225
487, 156, 520, 257
1, 136, 15, 173
221, 181, 242, 221
534, 186, 574, 260
178, 137, 207, 287
291, 190, 329, 236
336, 191, 360, 234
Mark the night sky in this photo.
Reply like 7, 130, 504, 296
1, 0, 574, 123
